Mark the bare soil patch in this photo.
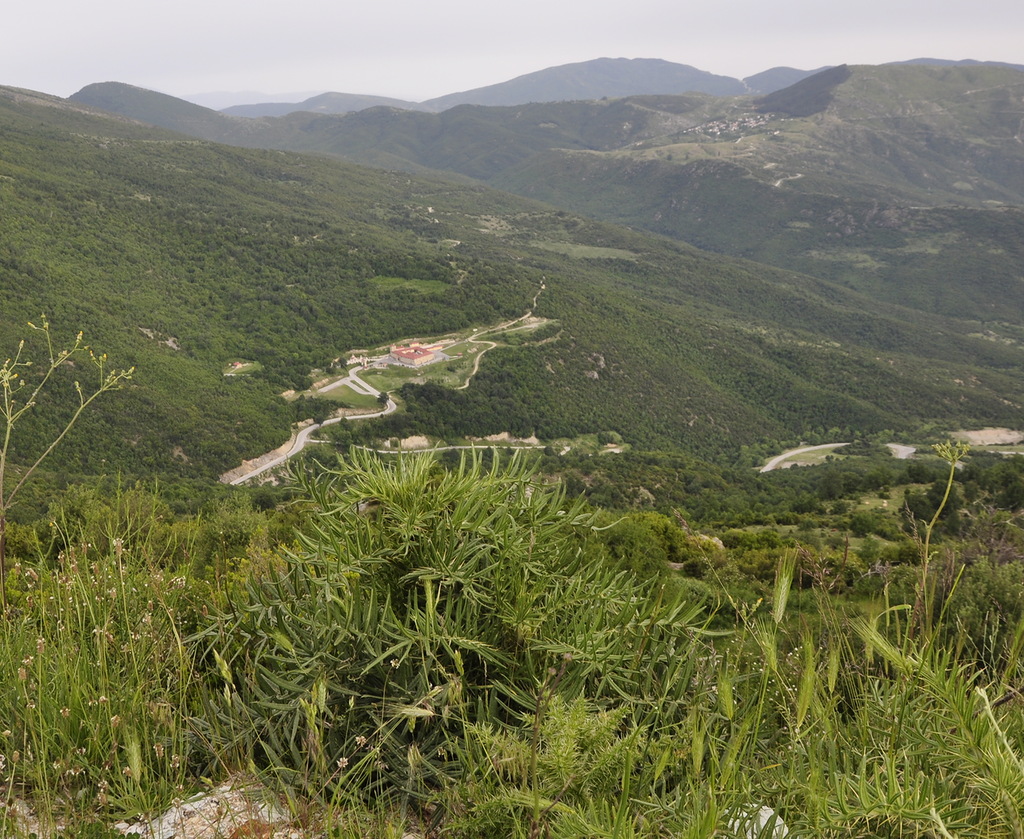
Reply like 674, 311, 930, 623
953, 428, 1024, 445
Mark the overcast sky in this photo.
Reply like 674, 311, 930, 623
5, 0, 1023, 105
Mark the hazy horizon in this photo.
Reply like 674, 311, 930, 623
5, 0, 1023, 102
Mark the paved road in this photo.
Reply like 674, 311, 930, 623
760, 441, 921, 472
759, 443, 849, 473
228, 367, 395, 485
317, 366, 381, 397
228, 285, 546, 484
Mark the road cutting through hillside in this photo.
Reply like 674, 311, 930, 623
456, 282, 545, 390
223, 366, 395, 485
224, 284, 547, 484
759, 442, 849, 472
760, 441, 919, 472
456, 339, 497, 390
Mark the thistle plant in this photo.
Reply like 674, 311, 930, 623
911, 440, 970, 639
0, 317, 132, 610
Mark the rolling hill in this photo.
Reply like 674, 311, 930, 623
73, 64, 1024, 209
70, 65, 1024, 333
417, 57, 749, 110
3, 82, 1023, 482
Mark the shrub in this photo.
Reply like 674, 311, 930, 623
197, 450, 708, 804
945, 558, 1024, 666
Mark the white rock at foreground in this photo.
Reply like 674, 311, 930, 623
727, 804, 789, 838
115, 780, 296, 839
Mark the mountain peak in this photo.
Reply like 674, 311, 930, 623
418, 57, 749, 111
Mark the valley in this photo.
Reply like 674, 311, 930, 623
14, 74, 1024, 484
5, 59, 1024, 839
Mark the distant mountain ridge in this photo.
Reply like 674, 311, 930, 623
185, 90, 323, 110
71, 63, 1024, 207
419, 57, 749, 110
890, 57, 1024, 71
223, 91, 427, 117
204, 57, 830, 117
188, 56, 1020, 118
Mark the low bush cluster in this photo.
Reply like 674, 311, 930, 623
1, 450, 1024, 838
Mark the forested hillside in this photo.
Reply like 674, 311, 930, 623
3, 84, 1023, 482
70, 66, 1024, 338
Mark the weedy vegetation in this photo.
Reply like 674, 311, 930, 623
3, 404, 1024, 836
1, 324, 1024, 837
0, 318, 133, 608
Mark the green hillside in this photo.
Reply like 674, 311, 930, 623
70, 68, 1024, 329
70, 82, 253, 143
3, 84, 1024, 481
496, 153, 1024, 326
0, 88, 531, 476
76, 65, 1024, 208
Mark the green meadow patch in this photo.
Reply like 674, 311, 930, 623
368, 275, 449, 294
530, 241, 638, 260
358, 365, 427, 392
317, 385, 381, 409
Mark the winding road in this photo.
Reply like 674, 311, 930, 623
226, 284, 546, 485
759, 441, 918, 473
759, 443, 849, 473
456, 340, 497, 390
226, 366, 395, 485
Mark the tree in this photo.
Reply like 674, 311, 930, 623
0, 318, 132, 610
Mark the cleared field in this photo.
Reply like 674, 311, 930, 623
368, 276, 449, 294
318, 385, 380, 409
359, 366, 426, 391
222, 360, 261, 375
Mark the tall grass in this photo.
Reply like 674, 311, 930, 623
0, 493, 203, 835
430, 447, 1024, 837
